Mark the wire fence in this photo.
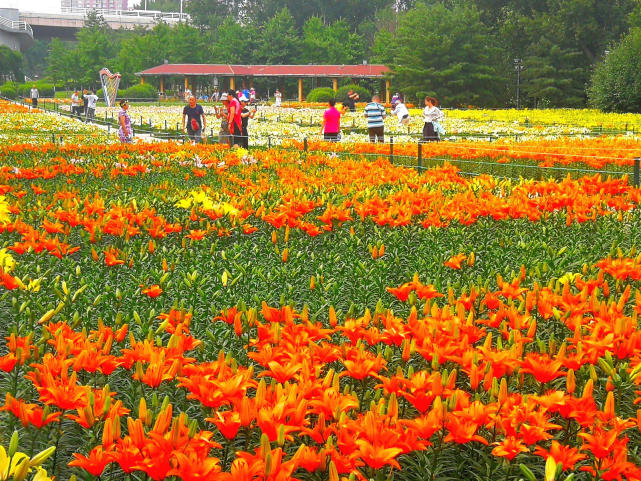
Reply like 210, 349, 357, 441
3, 96, 640, 187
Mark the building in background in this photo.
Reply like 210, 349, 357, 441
61, 0, 128, 12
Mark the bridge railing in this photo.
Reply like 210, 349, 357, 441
0, 16, 33, 37
59, 7, 188, 22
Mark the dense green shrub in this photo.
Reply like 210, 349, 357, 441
306, 87, 336, 102
0, 85, 16, 99
123, 84, 158, 99
588, 28, 641, 112
96, 88, 126, 100
18, 82, 55, 97
336, 84, 372, 104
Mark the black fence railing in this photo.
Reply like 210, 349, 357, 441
3, 96, 640, 187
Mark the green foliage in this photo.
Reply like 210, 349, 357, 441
30, 0, 641, 108
521, 40, 585, 108
382, 2, 504, 107
0, 84, 16, 99
138, 0, 181, 11
17, 82, 55, 97
96, 88, 125, 99
256, 8, 300, 65
336, 84, 371, 104
299, 17, 365, 64
0, 46, 23, 83
588, 28, 641, 112
306, 87, 337, 102
123, 84, 158, 99
22, 39, 49, 79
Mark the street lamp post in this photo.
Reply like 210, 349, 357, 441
514, 58, 524, 109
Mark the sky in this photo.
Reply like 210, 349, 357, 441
0, 0, 144, 13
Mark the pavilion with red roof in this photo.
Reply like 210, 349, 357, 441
135, 63, 391, 102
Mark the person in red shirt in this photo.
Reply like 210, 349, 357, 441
227, 90, 243, 146
321, 99, 344, 142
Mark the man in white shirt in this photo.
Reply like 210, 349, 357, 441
391, 97, 410, 126
85, 91, 99, 123
30, 85, 39, 108
71, 91, 80, 118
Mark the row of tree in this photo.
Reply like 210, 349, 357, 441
26, 0, 641, 109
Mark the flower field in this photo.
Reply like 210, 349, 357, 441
93, 105, 641, 146
2, 99, 641, 481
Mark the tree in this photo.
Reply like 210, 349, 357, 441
383, 2, 504, 106
588, 28, 641, 112
47, 39, 75, 87
135, 0, 181, 12
22, 40, 49, 79
520, 39, 585, 107
256, 8, 300, 64
299, 17, 365, 64
74, 12, 121, 88
0, 46, 23, 83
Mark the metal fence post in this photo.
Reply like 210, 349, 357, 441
635, 157, 640, 187
304, 137, 308, 153
268, 136, 271, 149
417, 141, 422, 172
390, 136, 394, 164
52, 133, 55, 144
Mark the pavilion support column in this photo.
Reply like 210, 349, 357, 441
249, 78, 254, 88
385, 79, 390, 104
230, 77, 235, 91
333, 78, 338, 92
159, 77, 164, 96
184, 76, 189, 92
140, 77, 145, 85
298, 78, 303, 102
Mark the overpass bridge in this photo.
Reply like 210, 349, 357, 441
0, 9, 33, 51
20, 8, 188, 41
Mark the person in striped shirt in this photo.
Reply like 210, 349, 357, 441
363, 95, 386, 143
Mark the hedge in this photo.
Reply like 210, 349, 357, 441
306, 87, 337, 103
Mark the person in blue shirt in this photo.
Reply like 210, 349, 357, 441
363, 95, 386, 143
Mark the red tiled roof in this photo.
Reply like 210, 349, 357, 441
136, 63, 389, 78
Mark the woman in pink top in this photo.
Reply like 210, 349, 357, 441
321, 99, 343, 142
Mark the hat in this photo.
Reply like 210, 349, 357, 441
239, 95, 248, 102
219, 93, 229, 101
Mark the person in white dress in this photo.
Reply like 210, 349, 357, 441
274, 89, 282, 107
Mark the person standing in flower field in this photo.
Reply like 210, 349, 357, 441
346, 88, 360, 112
214, 92, 231, 146
182, 95, 207, 144
71, 90, 81, 118
84, 90, 99, 123
239, 94, 256, 149
423, 96, 444, 142
118, 99, 133, 143
274, 89, 282, 107
364, 95, 386, 143
227, 90, 243, 147
30, 85, 39, 108
81, 89, 89, 119
321, 98, 345, 142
